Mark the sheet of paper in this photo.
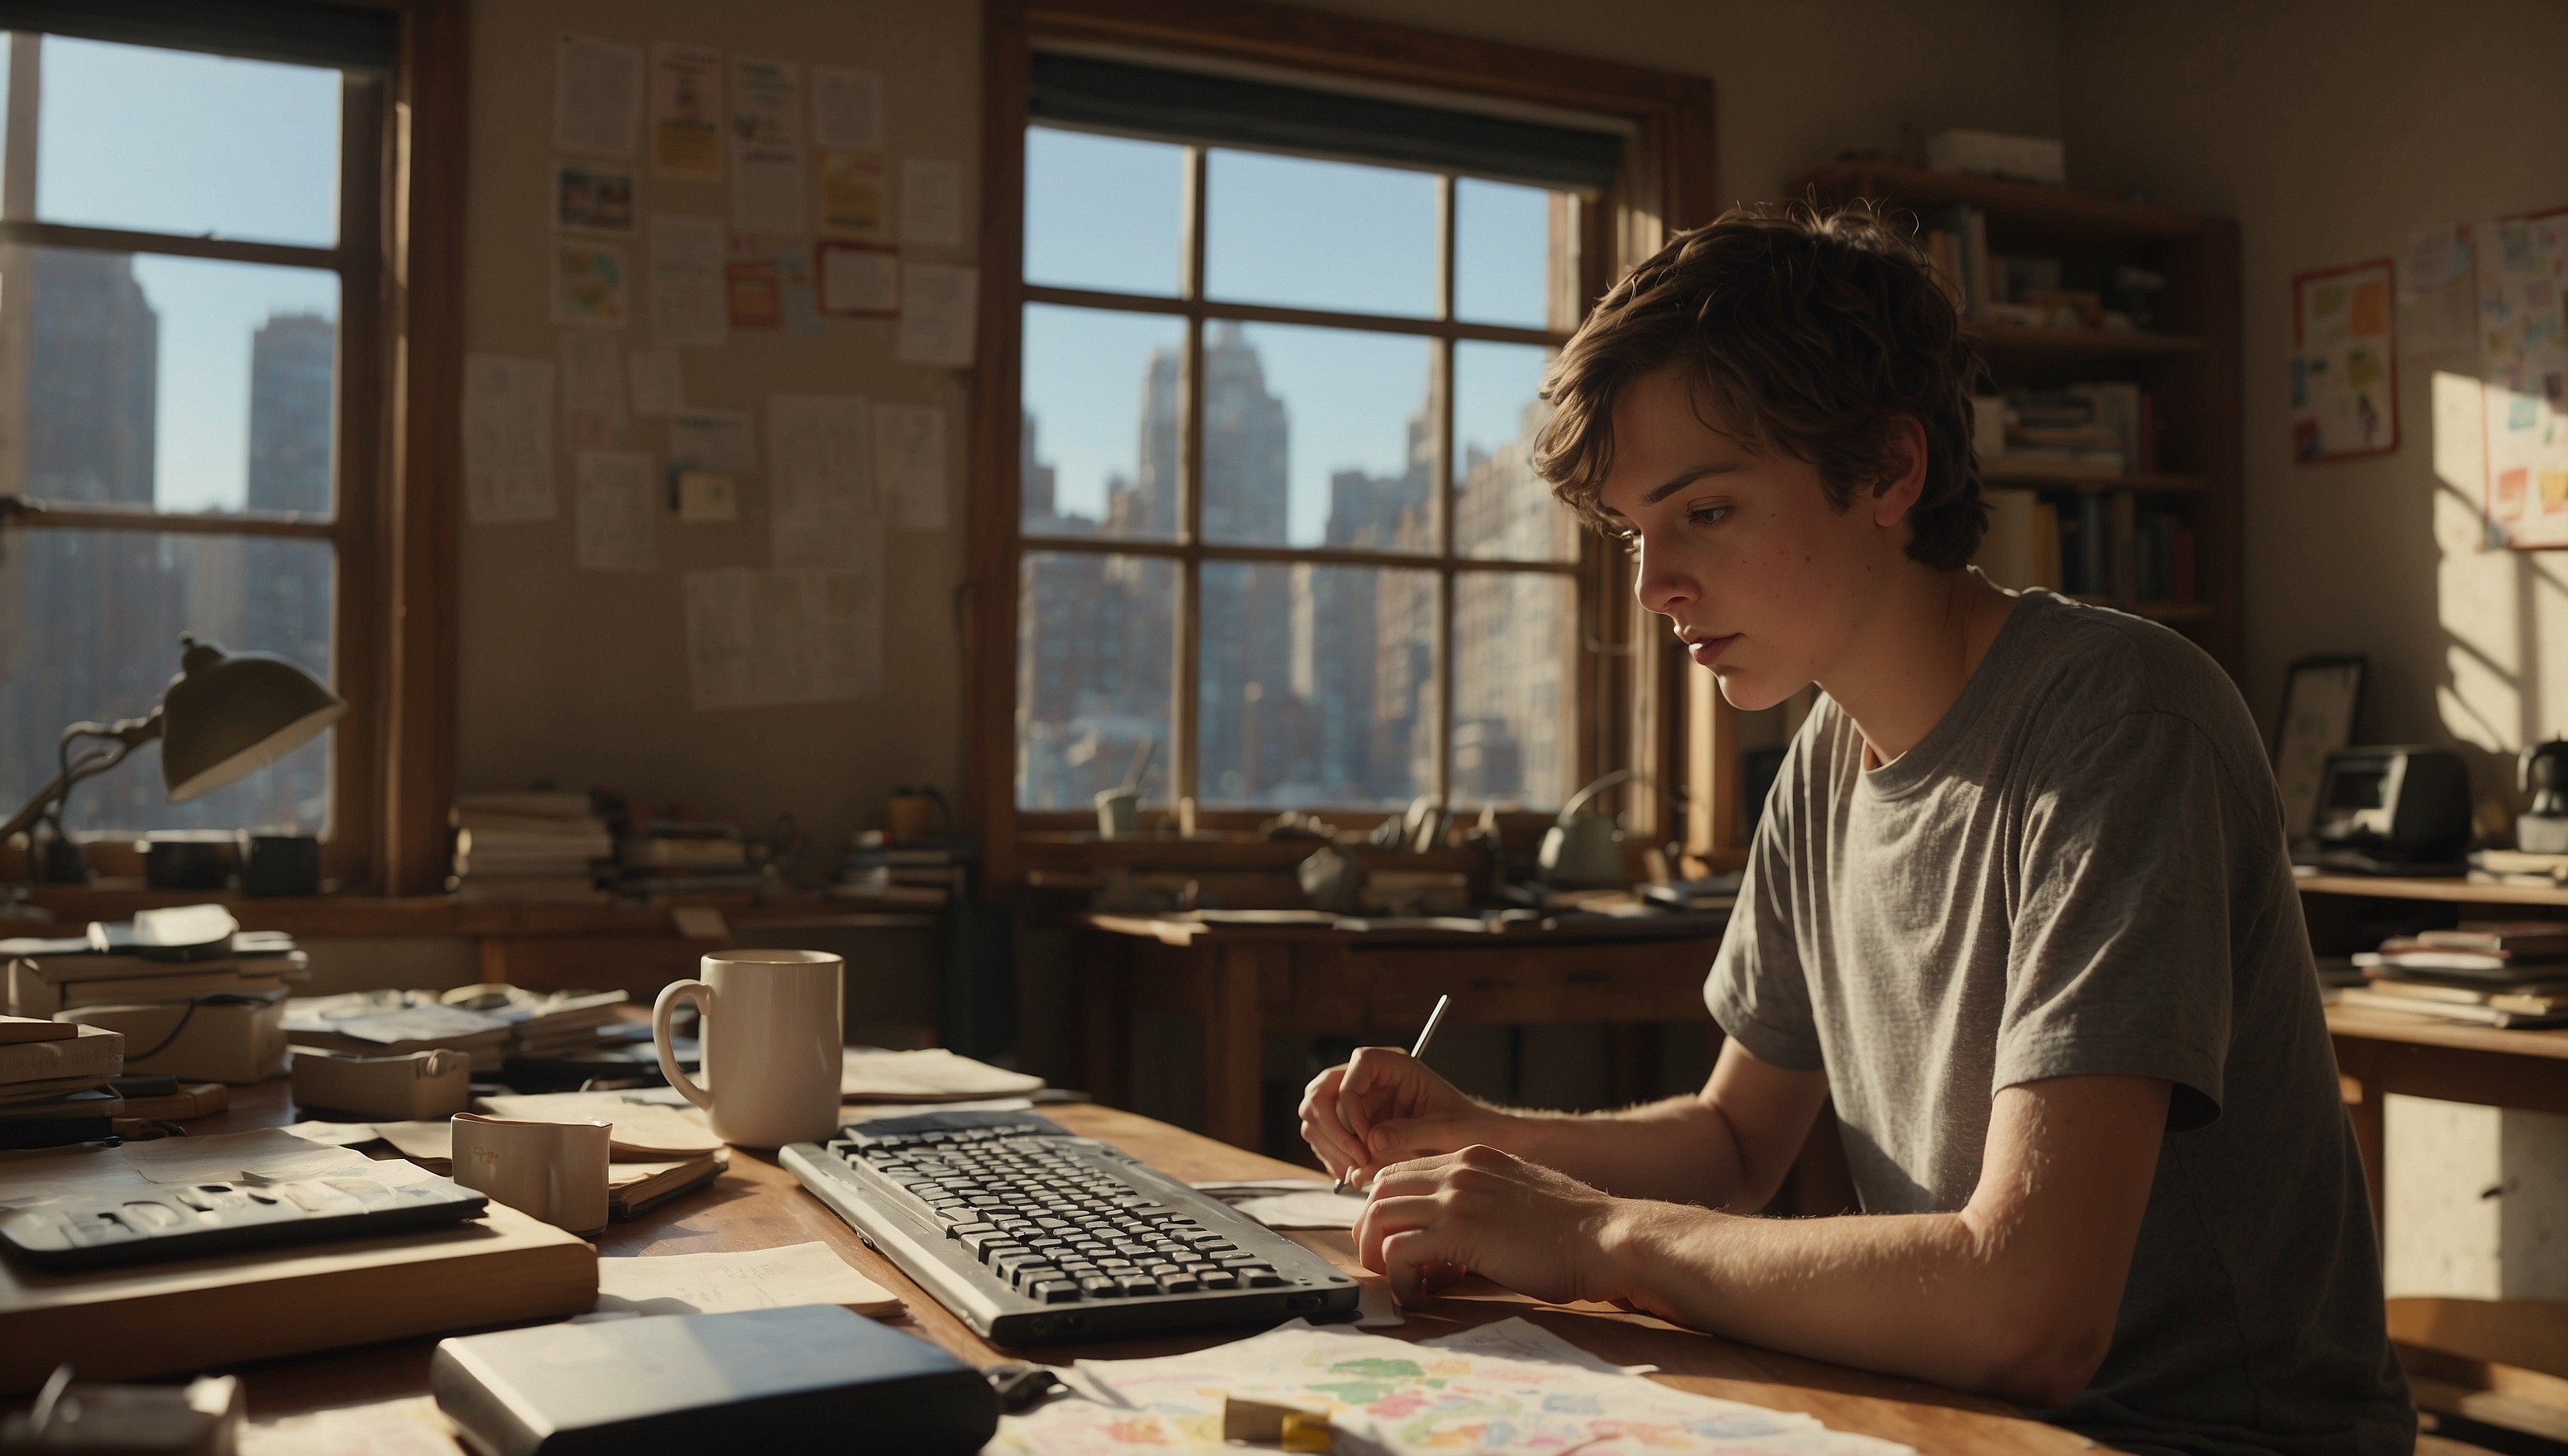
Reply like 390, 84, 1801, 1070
649, 42, 724, 180
842, 1046, 1044, 1099
477, 1092, 725, 1156
838, 1096, 1034, 1122
554, 35, 640, 159
819, 242, 896, 314
817, 151, 889, 241
280, 1119, 384, 1147
2474, 212, 2568, 547
373, 1119, 455, 1162
558, 330, 628, 448
553, 238, 630, 328
1422, 1316, 1657, 1377
1355, 1281, 1401, 1328
240, 1395, 462, 1456
0, 1142, 158, 1209
627, 348, 683, 416
731, 57, 805, 236
811, 66, 883, 150
768, 393, 879, 572
575, 450, 657, 572
2401, 222, 2477, 357
898, 157, 964, 247
594, 1240, 899, 1316
122, 1128, 392, 1185
649, 213, 729, 348
896, 262, 978, 366
683, 568, 882, 710
872, 401, 947, 530
668, 407, 756, 471
553, 160, 635, 235
777, 245, 824, 337
1191, 1181, 1366, 1230
462, 353, 556, 524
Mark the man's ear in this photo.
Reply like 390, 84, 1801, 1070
1868, 416, 1931, 528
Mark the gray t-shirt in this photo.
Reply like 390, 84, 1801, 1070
1708, 589, 2411, 1456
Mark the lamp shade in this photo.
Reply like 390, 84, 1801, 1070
158, 636, 347, 802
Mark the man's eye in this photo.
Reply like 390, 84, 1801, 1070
1688, 505, 1732, 527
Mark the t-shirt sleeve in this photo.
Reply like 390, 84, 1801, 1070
1705, 743, 1823, 1074
2000, 708, 2243, 1130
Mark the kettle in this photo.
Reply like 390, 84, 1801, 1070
2522, 739, 2568, 854
1538, 769, 1647, 888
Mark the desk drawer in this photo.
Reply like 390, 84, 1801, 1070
1286, 938, 1719, 1028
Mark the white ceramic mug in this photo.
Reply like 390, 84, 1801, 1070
653, 949, 845, 1148
450, 1113, 611, 1234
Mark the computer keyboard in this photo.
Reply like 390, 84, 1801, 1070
782, 1110, 1359, 1344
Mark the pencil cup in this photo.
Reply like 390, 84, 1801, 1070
653, 949, 845, 1148
450, 1114, 611, 1234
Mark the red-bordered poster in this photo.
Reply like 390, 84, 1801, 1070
2290, 257, 2398, 464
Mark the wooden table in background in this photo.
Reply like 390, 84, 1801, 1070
2329, 1001, 2568, 1226
1074, 913, 1725, 1151
170, 1080, 2079, 1454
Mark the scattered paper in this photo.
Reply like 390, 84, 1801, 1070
554, 34, 640, 159
241, 1395, 462, 1456
478, 1092, 725, 1156
649, 42, 724, 180
373, 1119, 456, 1162
595, 1241, 899, 1317
683, 568, 882, 710
899, 157, 964, 247
553, 238, 630, 328
649, 213, 729, 348
2475, 213, 2568, 547
872, 401, 947, 530
819, 242, 897, 314
839, 1096, 1034, 1122
1425, 1316, 1657, 1377
842, 1046, 1043, 1100
0, 1142, 159, 1209
2401, 223, 2477, 357
818, 151, 889, 241
558, 330, 628, 446
769, 393, 879, 572
463, 354, 556, 524
576, 450, 658, 572
627, 348, 683, 416
1191, 1180, 1367, 1231
896, 263, 978, 366
553, 159, 635, 235
668, 407, 756, 471
122, 1128, 391, 1185
280, 1119, 384, 1147
731, 57, 805, 236
811, 66, 883, 150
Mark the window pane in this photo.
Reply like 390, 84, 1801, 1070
1199, 562, 1435, 808
1205, 150, 1436, 318
1022, 304, 1184, 540
1206, 322, 1431, 549
1454, 177, 1564, 329
1016, 552, 1175, 811
1024, 127, 1185, 298
21, 34, 342, 247
1454, 342, 1573, 561
2, 530, 333, 833
1452, 572, 1576, 809
7, 248, 339, 516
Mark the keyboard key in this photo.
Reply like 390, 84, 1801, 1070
1241, 1267, 1286, 1286
1116, 1274, 1160, 1296
946, 1222, 997, 1241
1197, 1270, 1240, 1290
1158, 1272, 1200, 1293
1032, 1280, 1080, 1303
1011, 1264, 1064, 1292
1079, 1276, 1121, 1297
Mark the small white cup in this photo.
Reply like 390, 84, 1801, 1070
653, 949, 845, 1149
450, 1113, 611, 1234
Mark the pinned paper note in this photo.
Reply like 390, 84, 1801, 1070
649, 213, 728, 348
819, 242, 897, 315
898, 157, 964, 247
811, 66, 883, 150
872, 401, 947, 530
669, 407, 755, 472
554, 35, 640, 159
818, 151, 889, 242
595, 1241, 900, 1317
558, 330, 628, 447
730, 57, 805, 237
553, 238, 630, 328
650, 43, 723, 180
576, 451, 657, 572
769, 394, 877, 572
464, 354, 556, 524
554, 160, 635, 235
896, 263, 977, 366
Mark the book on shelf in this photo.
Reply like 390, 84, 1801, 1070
2335, 986, 2568, 1029
0, 1023, 122, 1087
2417, 922, 2568, 955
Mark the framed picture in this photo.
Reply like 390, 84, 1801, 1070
2274, 654, 2366, 839
2289, 259, 2398, 463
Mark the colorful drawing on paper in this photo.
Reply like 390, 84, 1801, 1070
2290, 258, 2397, 463
553, 240, 629, 328
554, 160, 635, 235
2476, 206, 2568, 549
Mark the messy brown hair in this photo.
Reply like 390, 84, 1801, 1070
1534, 200, 1988, 570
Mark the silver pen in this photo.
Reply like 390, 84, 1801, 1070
1335, 993, 1454, 1195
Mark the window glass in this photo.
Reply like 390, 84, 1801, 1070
1453, 177, 1561, 328
1205, 322, 1432, 550
20, 34, 342, 247
1205, 149, 1436, 318
1451, 572, 1576, 808
1021, 304, 1186, 540
1025, 127, 1186, 298
1016, 552, 1176, 810
1, 530, 333, 832
1198, 562, 1435, 808
1454, 342, 1573, 562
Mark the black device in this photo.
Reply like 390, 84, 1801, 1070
2293, 745, 2473, 874
241, 834, 323, 897
0, 1173, 487, 1272
432, 1305, 999, 1455
2519, 739, 2568, 855
781, 1109, 1358, 1345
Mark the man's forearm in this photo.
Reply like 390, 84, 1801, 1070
1482, 1097, 1768, 1209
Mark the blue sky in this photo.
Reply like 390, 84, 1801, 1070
1023, 127, 1558, 544
7, 35, 342, 514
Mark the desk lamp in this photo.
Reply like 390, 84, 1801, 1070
2, 635, 347, 881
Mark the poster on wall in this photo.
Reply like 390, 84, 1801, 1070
2475, 206, 2568, 550
651, 43, 724, 181
2289, 258, 2398, 463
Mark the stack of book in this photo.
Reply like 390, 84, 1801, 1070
442, 984, 634, 1058
2338, 922, 2568, 1027
450, 791, 612, 904
616, 820, 769, 903
285, 990, 515, 1072
0, 1018, 123, 1147
832, 832, 970, 908
4, 932, 309, 1019
2470, 849, 2568, 888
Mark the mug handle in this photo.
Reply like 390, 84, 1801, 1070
653, 979, 716, 1113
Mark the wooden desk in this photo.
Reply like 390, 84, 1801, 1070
1075, 913, 1725, 1150
2329, 1002, 2568, 1224
156, 1080, 2078, 1454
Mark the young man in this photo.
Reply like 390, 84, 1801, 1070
1299, 204, 2412, 1456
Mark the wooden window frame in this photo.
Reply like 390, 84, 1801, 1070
0, 0, 468, 898
970, 0, 1717, 884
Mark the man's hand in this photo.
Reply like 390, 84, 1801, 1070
1298, 1047, 1507, 1187
1353, 1145, 1633, 1305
